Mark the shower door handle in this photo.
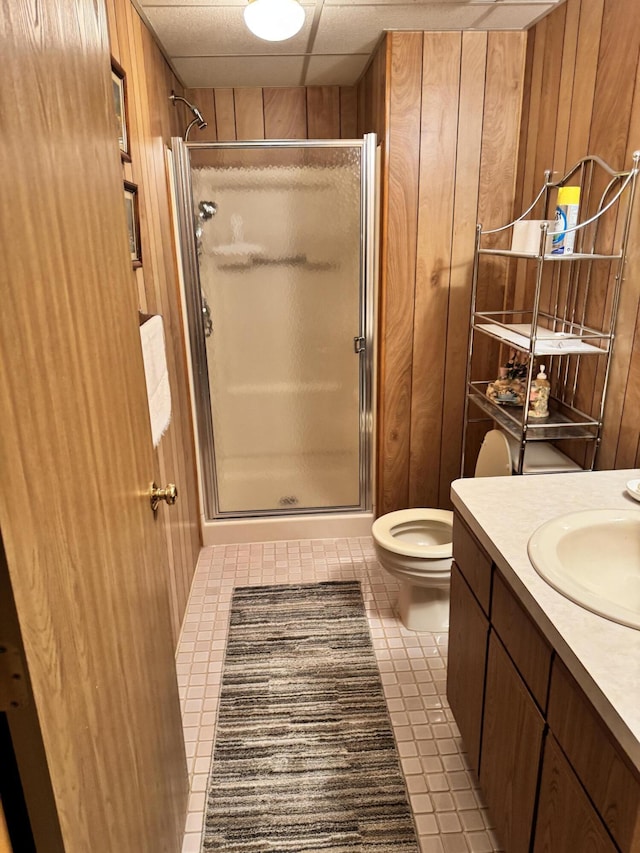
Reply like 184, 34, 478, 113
354, 336, 366, 354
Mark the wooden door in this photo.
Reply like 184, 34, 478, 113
0, 2, 188, 852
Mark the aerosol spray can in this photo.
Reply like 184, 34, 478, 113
552, 186, 581, 254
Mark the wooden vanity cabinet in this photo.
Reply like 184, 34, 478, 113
449, 513, 640, 853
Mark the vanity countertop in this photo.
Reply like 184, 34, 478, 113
451, 468, 640, 772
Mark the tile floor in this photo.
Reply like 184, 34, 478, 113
177, 536, 502, 853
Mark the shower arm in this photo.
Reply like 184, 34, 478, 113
169, 91, 207, 141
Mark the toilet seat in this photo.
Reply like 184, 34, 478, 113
371, 508, 453, 559
475, 429, 513, 477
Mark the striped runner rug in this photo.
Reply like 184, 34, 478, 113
203, 581, 419, 852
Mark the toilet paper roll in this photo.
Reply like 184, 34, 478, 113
511, 220, 555, 255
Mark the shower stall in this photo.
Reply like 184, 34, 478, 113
171, 136, 377, 538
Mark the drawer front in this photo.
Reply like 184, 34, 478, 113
452, 515, 492, 614
548, 659, 640, 852
533, 733, 618, 853
447, 562, 489, 771
491, 570, 552, 712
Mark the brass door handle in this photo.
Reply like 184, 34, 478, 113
150, 482, 178, 512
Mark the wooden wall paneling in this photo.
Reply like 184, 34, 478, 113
339, 87, 358, 139
357, 73, 366, 139
263, 87, 307, 138
565, 0, 604, 169
552, 0, 581, 174
140, 20, 201, 617
357, 38, 389, 143
513, 24, 547, 309
184, 88, 218, 141
377, 32, 423, 514
610, 255, 640, 468
214, 89, 237, 140
439, 31, 488, 503
409, 32, 461, 507
127, 0, 191, 624
574, 0, 640, 461
107, 0, 202, 640
515, 0, 640, 474
600, 85, 640, 468
530, 8, 566, 324
468, 33, 527, 471
105, 0, 120, 56
510, 30, 535, 314
521, 12, 564, 316
307, 87, 340, 138
234, 88, 265, 139
533, 6, 566, 188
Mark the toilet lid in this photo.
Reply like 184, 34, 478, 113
475, 430, 513, 478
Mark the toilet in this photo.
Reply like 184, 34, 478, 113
372, 429, 579, 632
372, 429, 513, 632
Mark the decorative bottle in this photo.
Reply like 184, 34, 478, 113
528, 365, 550, 419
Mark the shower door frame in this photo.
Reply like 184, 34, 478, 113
172, 135, 377, 520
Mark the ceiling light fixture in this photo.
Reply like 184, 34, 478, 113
243, 0, 305, 42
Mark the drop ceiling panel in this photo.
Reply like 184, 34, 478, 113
305, 54, 371, 85
313, 5, 486, 54
173, 55, 308, 87
135, 0, 564, 88
474, 2, 555, 27
140, 0, 249, 4
144, 6, 313, 55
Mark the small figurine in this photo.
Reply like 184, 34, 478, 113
487, 353, 528, 406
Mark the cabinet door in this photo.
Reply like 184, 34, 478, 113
480, 631, 545, 853
533, 734, 617, 853
548, 660, 640, 851
447, 562, 489, 771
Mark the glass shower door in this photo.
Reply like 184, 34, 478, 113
180, 140, 374, 518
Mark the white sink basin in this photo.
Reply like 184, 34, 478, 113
527, 508, 640, 630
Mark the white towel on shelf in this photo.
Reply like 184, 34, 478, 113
139, 314, 171, 447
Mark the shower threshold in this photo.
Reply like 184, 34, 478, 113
201, 511, 374, 546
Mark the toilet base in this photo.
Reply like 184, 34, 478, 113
397, 581, 450, 632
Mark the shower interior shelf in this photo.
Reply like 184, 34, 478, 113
462, 151, 639, 476
213, 254, 337, 271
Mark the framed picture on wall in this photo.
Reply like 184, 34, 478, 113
111, 57, 131, 163
124, 181, 142, 268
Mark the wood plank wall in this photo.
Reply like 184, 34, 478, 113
365, 31, 527, 515
516, 0, 640, 469
182, 86, 359, 140
106, 0, 201, 643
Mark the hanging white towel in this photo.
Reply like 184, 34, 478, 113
139, 314, 172, 447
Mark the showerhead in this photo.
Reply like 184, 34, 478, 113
169, 91, 208, 139
198, 201, 218, 221
192, 106, 207, 130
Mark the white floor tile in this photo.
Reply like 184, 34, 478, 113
177, 537, 502, 853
